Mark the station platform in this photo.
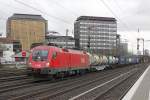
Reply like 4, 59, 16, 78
123, 65, 150, 100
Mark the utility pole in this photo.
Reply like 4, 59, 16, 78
66, 29, 69, 48
87, 35, 90, 49
137, 38, 140, 52
143, 39, 144, 55
137, 28, 140, 55
87, 27, 91, 52
116, 34, 120, 57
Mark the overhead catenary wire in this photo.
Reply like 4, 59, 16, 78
112, 0, 124, 14
96, 0, 140, 54
111, 0, 133, 32
50, 0, 79, 17
97, 0, 139, 46
14, 0, 72, 26
112, 0, 141, 33
103, 0, 139, 45
97, 0, 130, 31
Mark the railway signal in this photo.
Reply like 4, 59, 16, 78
22, 51, 26, 57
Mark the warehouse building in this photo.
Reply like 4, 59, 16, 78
74, 16, 117, 55
6, 13, 48, 50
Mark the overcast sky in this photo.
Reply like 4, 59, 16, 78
0, 0, 150, 53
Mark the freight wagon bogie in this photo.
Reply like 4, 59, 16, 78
27, 66, 92, 79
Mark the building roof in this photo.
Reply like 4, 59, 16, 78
45, 35, 74, 40
76, 16, 116, 22
46, 31, 60, 36
8, 13, 46, 21
0, 38, 20, 44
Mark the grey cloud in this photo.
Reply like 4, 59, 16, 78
136, 0, 150, 16
0, 0, 150, 35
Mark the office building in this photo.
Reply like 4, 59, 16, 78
74, 16, 117, 55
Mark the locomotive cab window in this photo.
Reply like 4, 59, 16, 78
32, 50, 48, 61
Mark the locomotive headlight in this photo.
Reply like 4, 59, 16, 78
27, 62, 32, 68
46, 62, 50, 67
28, 62, 32, 67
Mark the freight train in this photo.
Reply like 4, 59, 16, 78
27, 46, 140, 77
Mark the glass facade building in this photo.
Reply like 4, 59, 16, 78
74, 16, 117, 55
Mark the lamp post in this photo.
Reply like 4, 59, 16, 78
87, 27, 92, 53
87, 25, 100, 53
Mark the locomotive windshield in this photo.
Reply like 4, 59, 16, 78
32, 50, 48, 61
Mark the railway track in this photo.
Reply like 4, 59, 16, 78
95, 64, 148, 100
39, 67, 138, 100
68, 64, 148, 100
0, 67, 127, 100
10, 69, 125, 100
0, 78, 34, 93
0, 75, 28, 82
0, 68, 27, 78
0, 63, 148, 100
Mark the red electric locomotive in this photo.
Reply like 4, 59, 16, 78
27, 46, 90, 77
